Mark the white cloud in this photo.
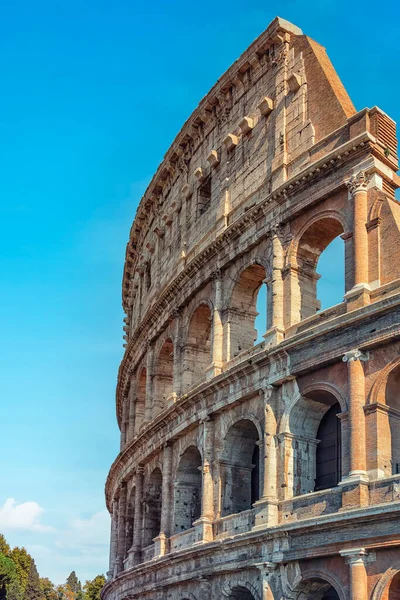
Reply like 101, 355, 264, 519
59, 510, 110, 548
0, 498, 55, 533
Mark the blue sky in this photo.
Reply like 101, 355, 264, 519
1, 0, 399, 586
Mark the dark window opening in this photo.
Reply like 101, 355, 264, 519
315, 403, 341, 491
198, 176, 211, 216
251, 444, 260, 504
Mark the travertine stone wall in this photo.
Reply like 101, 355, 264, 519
103, 16, 400, 600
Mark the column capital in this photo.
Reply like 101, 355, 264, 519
254, 560, 277, 574
135, 465, 145, 476
339, 547, 368, 565
346, 171, 370, 196
211, 267, 222, 281
342, 349, 369, 363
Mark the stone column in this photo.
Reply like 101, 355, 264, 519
155, 444, 172, 557
129, 467, 144, 566
255, 562, 277, 600
269, 230, 284, 345
114, 482, 127, 574
343, 349, 368, 478
127, 374, 136, 443
341, 349, 369, 508
254, 386, 278, 528
120, 396, 128, 451
144, 344, 154, 423
340, 548, 368, 600
207, 270, 224, 379
345, 171, 371, 309
194, 418, 214, 542
107, 499, 118, 580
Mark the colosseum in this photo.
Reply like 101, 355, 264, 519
102, 17, 400, 600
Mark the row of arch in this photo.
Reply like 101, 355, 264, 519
120, 364, 400, 559
126, 214, 349, 431
151, 570, 400, 599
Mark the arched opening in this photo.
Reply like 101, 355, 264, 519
183, 304, 212, 391
153, 338, 174, 418
173, 446, 202, 533
287, 391, 342, 496
125, 486, 135, 558
388, 571, 400, 599
221, 419, 260, 516
386, 365, 400, 475
135, 367, 146, 434
296, 217, 345, 320
317, 235, 345, 310
142, 468, 162, 548
228, 264, 267, 358
228, 587, 255, 600
294, 578, 340, 600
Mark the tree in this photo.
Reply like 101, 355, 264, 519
40, 578, 58, 600
0, 554, 22, 600
0, 537, 10, 558
83, 575, 105, 600
25, 559, 44, 600
9, 547, 31, 594
65, 574, 80, 596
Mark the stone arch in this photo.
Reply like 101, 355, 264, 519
173, 445, 202, 533
368, 355, 400, 406
285, 211, 347, 322
369, 357, 400, 476
280, 387, 343, 497
220, 418, 261, 516
371, 564, 400, 600
219, 412, 263, 446
225, 261, 268, 360
224, 255, 270, 307
153, 337, 174, 418
182, 302, 213, 392
292, 569, 345, 600
221, 579, 261, 600
142, 467, 162, 548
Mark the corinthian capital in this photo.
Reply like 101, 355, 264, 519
346, 171, 370, 196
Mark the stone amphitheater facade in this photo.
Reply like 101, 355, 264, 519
102, 17, 400, 600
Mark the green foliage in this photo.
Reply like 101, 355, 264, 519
9, 548, 31, 594
0, 553, 22, 600
0, 538, 10, 558
40, 578, 58, 600
82, 575, 105, 600
65, 574, 80, 596
25, 560, 44, 600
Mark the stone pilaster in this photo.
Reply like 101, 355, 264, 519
207, 270, 224, 378
172, 309, 182, 399
129, 467, 144, 566
107, 499, 118, 580
155, 444, 172, 557
120, 396, 128, 451
194, 417, 214, 542
264, 230, 284, 347
255, 562, 277, 600
341, 349, 369, 508
127, 374, 136, 443
144, 344, 154, 423
114, 482, 127, 575
340, 548, 368, 600
254, 386, 278, 528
